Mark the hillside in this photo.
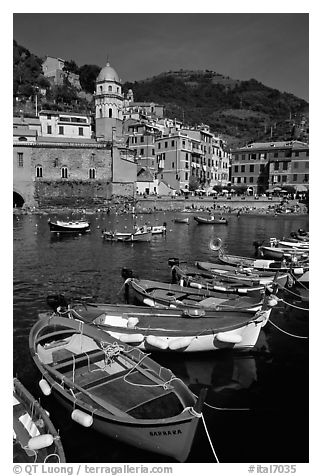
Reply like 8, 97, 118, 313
123, 71, 309, 147
13, 40, 309, 148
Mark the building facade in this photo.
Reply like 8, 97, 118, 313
38, 110, 92, 139
231, 140, 309, 194
42, 56, 81, 89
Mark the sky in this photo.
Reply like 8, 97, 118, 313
12, 11, 309, 101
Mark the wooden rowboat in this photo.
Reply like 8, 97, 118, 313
174, 217, 189, 224
29, 315, 205, 461
102, 229, 152, 242
42, 296, 273, 352
194, 216, 228, 225
125, 278, 264, 312
13, 378, 66, 463
48, 219, 90, 233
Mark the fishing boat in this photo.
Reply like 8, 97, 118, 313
259, 245, 309, 261
48, 219, 90, 233
29, 315, 205, 461
147, 223, 167, 234
218, 249, 308, 275
174, 217, 189, 224
102, 229, 152, 242
41, 296, 275, 353
169, 260, 267, 295
195, 261, 290, 287
13, 378, 66, 463
194, 216, 228, 225
124, 277, 264, 312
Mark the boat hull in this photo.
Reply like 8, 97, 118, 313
194, 216, 228, 224
48, 221, 90, 233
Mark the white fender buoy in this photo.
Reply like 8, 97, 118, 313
168, 337, 193, 351
213, 285, 226, 292
145, 335, 168, 350
189, 282, 203, 289
216, 332, 242, 344
39, 379, 51, 396
127, 317, 139, 328
268, 297, 278, 307
143, 298, 155, 307
293, 267, 304, 275
28, 434, 54, 450
118, 333, 144, 343
71, 409, 93, 427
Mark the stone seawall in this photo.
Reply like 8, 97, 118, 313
35, 180, 112, 208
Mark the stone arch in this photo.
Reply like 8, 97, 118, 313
13, 191, 25, 208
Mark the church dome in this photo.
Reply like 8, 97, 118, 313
97, 62, 120, 83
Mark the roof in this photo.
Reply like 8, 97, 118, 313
13, 127, 37, 137
13, 116, 41, 126
36, 136, 97, 145
96, 62, 120, 83
39, 110, 90, 117
234, 140, 309, 151
137, 167, 155, 182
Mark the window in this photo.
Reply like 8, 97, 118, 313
54, 158, 59, 167
140, 149, 144, 155
158, 143, 161, 149
282, 175, 287, 182
79, 127, 84, 136
47, 125, 52, 134
59, 126, 64, 135
274, 162, 279, 170
185, 172, 188, 180
249, 176, 254, 183
284, 150, 292, 158
185, 161, 189, 169
283, 162, 288, 170
99, 86, 103, 93
293, 174, 298, 181
237, 177, 241, 184
242, 154, 245, 160
152, 149, 155, 156
251, 153, 256, 160
243, 177, 247, 183
165, 142, 168, 148
61, 167, 68, 179
234, 165, 239, 173
89, 168, 96, 179
274, 152, 278, 158
241, 165, 245, 172
36, 165, 42, 178
47, 114, 51, 119
172, 162, 175, 169
260, 164, 265, 172
182, 140, 185, 148
108, 108, 112, 118
99, 108, 103, 118
108, 85, 112, 92
294, 151, 299, 157
140, 136, 144, 143
249, 164, 254, 172
171, 140, 175, 147
304, 174, 309, 182
18, 153, 23, 167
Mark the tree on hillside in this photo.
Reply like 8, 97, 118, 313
63, 60, 79, 75
79, 64, 101, 93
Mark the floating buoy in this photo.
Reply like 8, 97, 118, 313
28, 434, 53, 450
168, 337, 193, 350
39, 379, 51, 396
209, 237, 222, 251
216, 332, 242, 344
118, 333, 144, 343
213, 285, 227, 292
268, 296, 278, 307
145, 335, 168, 350
71, 409, 93, 427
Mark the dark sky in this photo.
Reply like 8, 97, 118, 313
13, 12, 309, 101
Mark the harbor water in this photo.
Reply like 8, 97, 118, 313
13, 211, 309, 463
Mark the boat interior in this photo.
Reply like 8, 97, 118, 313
36, 332, 186, 419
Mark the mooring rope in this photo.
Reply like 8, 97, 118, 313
267, 319, 308, 339
277, 283, 308, 299
201, 414, 220, 463
278, 298, 309, 311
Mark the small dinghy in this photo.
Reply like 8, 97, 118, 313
194, 216, 228, 225
174, 217, 189, 224
13, 378, 65, 463
102, 229, 152, 242
48, 219, 90, 233
42, 295, 275, 353
29, 315, 205, 461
